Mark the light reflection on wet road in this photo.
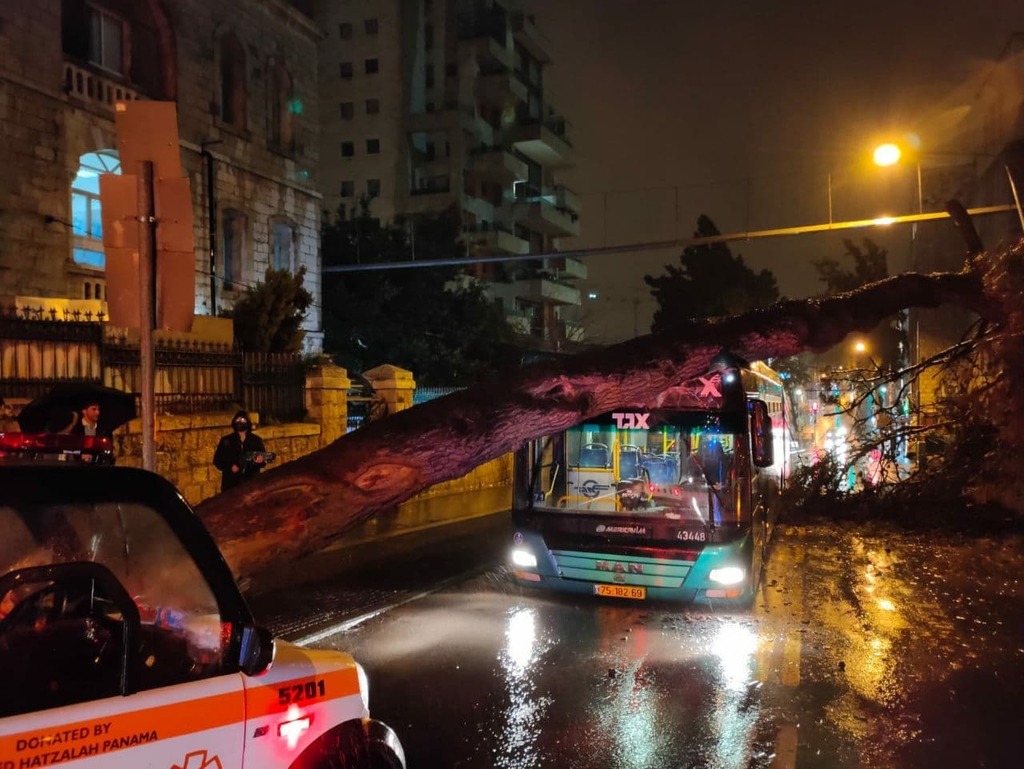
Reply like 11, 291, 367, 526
311, 524, 1024, 768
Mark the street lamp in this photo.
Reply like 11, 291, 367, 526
872, 142, 923, 217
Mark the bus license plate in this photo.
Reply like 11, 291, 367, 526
594, 584, 646, 600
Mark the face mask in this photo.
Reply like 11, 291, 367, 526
233, 422, 248, 432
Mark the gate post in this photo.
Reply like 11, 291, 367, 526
306, 364, 351, 448
364, 364, 416, 416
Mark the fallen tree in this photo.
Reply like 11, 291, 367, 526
197, 246, 1017, 583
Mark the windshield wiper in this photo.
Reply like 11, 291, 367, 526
527, 437, 554, 506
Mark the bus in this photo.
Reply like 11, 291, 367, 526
509, 353, 790, 605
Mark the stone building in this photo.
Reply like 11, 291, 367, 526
0, 0, 325, 351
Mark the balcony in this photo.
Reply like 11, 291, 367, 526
550, 256, 587, 280
506, 118, 573, 167
465, 223, 530, 256
468, 146, 529, 184
512, 191, 580, 238
515, 277, 581, 306
476, 72, 528, 108
63, 61, 142, 113
460, 35, 513, 71
511, 13, 553, 64
553, 185, 582, 216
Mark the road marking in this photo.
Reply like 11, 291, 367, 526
770, 723, 798, 769
782, 634, 802, 687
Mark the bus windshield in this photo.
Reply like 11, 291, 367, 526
522, 410, 750, 527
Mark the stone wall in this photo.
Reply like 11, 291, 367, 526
114, 412, 321, 505
104, 362, 513, 514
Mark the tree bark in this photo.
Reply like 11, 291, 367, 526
197, 268, 994, 582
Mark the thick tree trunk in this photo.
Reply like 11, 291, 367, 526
197, 268, 994, 582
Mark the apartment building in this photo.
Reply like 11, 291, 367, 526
0, 0, 324, 350
908, 33, 1024, 417
313, 0, 586, 349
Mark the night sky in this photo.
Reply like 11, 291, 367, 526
523, 0, 1022, 342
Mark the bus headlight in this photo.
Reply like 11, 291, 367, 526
709, 566, 745, 585
511, 549, 537, 569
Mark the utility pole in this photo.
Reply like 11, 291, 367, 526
137, 162, 157, 471
100, 101, 196, 473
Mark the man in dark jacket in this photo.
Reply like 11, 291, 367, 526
213, 410, 269, 492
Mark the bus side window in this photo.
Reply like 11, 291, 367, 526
750, 400, 774, 467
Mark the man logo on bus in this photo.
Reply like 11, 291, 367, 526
612, 412, 650, 429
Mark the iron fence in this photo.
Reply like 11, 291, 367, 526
0, 307, 306, 422
241, 352, 307, 423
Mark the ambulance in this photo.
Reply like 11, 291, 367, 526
0, 433, 405, 769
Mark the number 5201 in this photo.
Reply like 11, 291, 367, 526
279, 678, 327, 706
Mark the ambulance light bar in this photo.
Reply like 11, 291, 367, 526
0, 432, 114, 460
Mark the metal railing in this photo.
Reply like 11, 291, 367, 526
0, 307, 306, 422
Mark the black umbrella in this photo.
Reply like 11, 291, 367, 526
17, 383, 137, 434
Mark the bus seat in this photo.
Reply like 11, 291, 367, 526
618, 447, 642, 480
579, 444, 609, 468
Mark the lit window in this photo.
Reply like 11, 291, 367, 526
71, 150, 121, 270
88, 6, 125, 75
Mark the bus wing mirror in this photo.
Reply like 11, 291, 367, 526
749, 399, 774, 468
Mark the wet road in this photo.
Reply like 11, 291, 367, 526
267, 521, 1024, 768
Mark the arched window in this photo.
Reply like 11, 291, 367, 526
84, 283, 92, 299
71, 150, 120, 269
95, 283, 103, 300
218, 33, 247, 129
268, 61, 295, 153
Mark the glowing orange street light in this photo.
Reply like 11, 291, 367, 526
873, 142, 923, 215
873, 143, 902, 167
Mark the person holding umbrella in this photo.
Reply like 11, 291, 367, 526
213, 410, 269, 492
71, 399, 106, 437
